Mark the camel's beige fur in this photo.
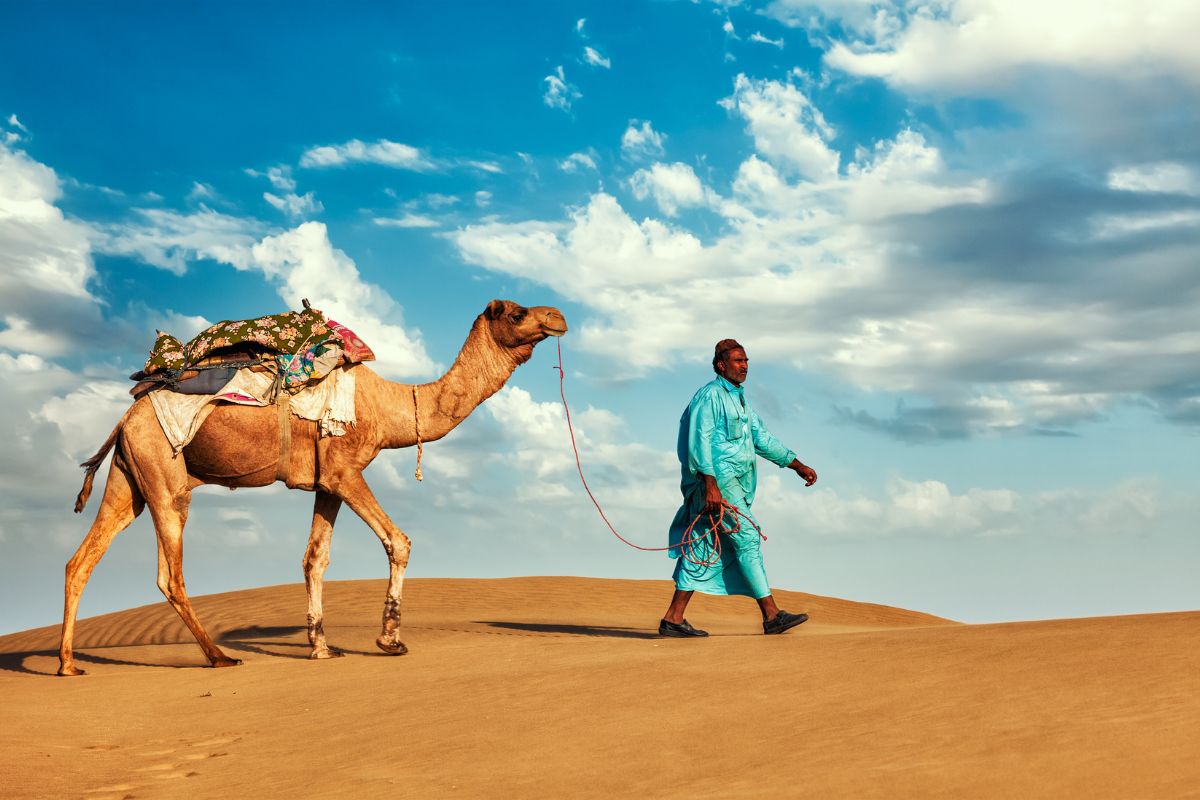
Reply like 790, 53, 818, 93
58, 300, 567, 675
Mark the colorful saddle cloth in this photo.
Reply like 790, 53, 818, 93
136, 305, 375, 392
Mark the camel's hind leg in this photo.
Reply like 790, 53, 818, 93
150, 495, 242, 669
336, 475, 411, 655
58, 461, 145, 677
303, 490, 343, 659
118, 401, 240, 669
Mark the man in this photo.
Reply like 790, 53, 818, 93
659, 339, 818, 638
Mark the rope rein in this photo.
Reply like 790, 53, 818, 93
553, 339, 764, 567
412, 384, 423, 481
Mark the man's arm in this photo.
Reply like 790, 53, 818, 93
688, 390, 728, 513
751, 409, 817, 486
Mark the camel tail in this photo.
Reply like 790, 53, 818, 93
74, 414, 127, 513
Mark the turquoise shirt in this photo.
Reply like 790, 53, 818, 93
667, 375, 796, 598
678, 375, 796, 500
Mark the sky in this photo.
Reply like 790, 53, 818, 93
1, 0, 1198, 635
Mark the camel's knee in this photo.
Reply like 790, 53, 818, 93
156, 573, 185, 604
303, 547, 330, 575
386, 532, 411, 566
171, 490, 192, 521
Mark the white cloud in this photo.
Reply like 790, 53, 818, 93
750, 32, 784, 47
249, 165, 323, 219
447, 85, 1197, 433
475, 190, 492, 208
33, 381, 133, 461
0, 315, 77, 357
543, 66, 581, 111
95, 207, 263, 275
720, 73, 838, 180
769, 474, 1166, 539
583, 46, 611, 69
1089, 209, 1200, 240
264, 190, 323, 218
422, 193, 460, 208
373, 213, 440, 229
453, 192, 707, 299
188, 181, 217, 202
0, 143, 95, 300
620, 120, 666, 160
251, 221, 436, 378
142, 309, 213, 342
4, 114, 29, 146
0, 140, 106, 357
464, 160, 503, 174
576, 17, 586, 33
215, 508, 270, 547
98, 207, 436, 378
782, 0, 1200, 91
300, 139, 435, 170
629, 162, 715, 216
485, 386, 677, 508
1107, 162, 1200, 196
560, 152, 598, 173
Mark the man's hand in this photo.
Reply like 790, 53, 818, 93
789, 460, 818, 486
702, 474, 725, 515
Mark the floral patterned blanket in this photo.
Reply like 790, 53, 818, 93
136, 305, 375, 391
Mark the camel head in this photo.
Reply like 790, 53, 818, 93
483, 299, 568, 362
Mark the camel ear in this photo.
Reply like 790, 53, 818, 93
485, 299, 506, 320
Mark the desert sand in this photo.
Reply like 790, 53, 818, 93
1, 577, 1196, 799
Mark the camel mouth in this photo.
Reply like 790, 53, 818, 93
542, 326, 568, 337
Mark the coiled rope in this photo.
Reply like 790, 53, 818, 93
552, 339, 764, 567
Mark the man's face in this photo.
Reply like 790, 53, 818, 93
718, 347, 749, 385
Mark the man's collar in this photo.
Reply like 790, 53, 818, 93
715, 375, 743, 393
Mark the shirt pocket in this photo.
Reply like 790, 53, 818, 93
726, 415, 745, 440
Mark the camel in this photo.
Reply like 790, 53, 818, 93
58, 299, 567, 676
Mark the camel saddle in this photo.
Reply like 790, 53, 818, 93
129, 300, 374, 398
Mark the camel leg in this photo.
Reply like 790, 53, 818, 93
58, 461, 145, 677
336, 476, 411, 655
110, 401, 240, 669
303, 490, 344, 659
149, 495, 241, 668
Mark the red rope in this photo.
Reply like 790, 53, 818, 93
553, 339, 764, 567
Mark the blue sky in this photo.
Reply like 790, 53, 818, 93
2, 1, 1198, 635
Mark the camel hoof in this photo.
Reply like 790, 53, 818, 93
57, 664, 87, 677
211, 657, 243, 669
375, 636, 408, 656
309, 648, 344, 660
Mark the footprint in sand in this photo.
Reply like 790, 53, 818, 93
85, 735, 242, 796
83, 784, 136, 794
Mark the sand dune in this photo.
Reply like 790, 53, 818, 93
2, 577, 1196, 798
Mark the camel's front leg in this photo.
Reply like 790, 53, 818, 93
337, 476, 411, 655
303, 490, 343, 659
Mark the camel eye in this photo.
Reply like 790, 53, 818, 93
511, 311, 526, 323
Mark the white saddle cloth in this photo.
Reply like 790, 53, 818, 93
149, 364, 357, 453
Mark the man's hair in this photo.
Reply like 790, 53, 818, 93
712, 338, 744, 373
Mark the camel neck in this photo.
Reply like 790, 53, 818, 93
382, 316, 526, 448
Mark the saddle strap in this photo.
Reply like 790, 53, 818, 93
276, 391, 292, 483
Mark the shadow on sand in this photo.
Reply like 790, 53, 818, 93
0, 624, 389, 676
0, 648, 196, 677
